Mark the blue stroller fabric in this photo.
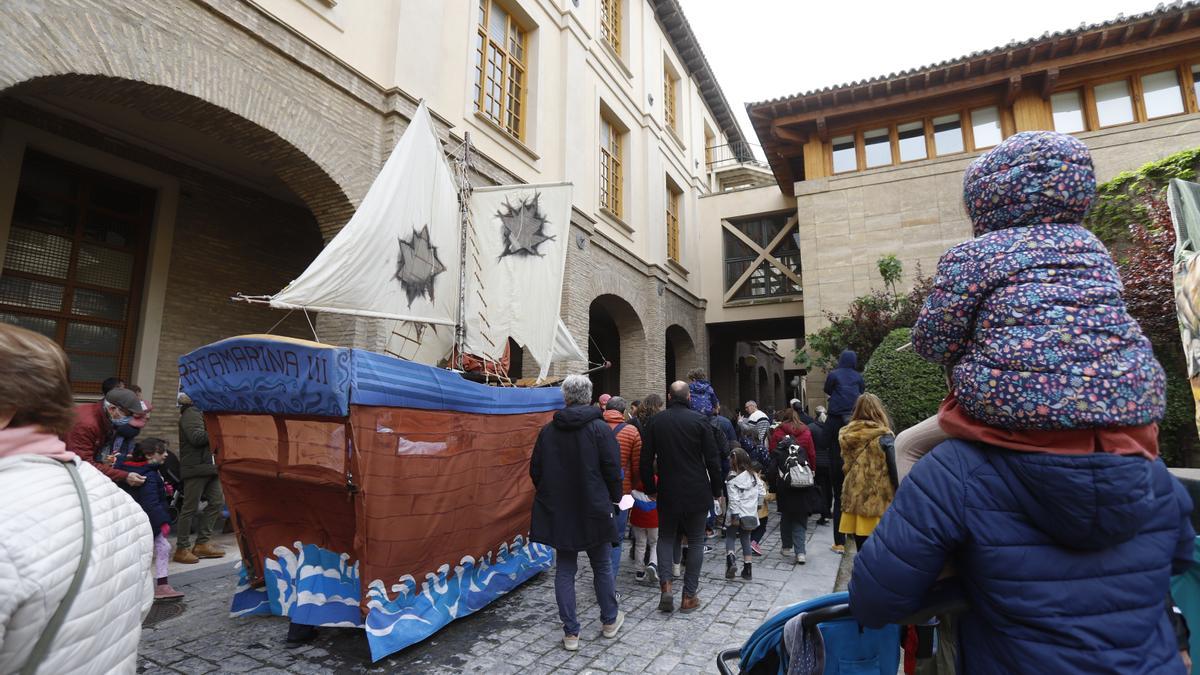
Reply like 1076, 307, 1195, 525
739, 591, 900, 675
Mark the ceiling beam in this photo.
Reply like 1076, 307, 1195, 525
1041, 67, 1059, 98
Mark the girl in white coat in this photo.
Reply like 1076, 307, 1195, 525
0, 324, 153, 674
724, 448, 765, 581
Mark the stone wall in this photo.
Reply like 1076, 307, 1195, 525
797, 111, 1200, 407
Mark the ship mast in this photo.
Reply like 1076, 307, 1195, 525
454, 132, 473, 373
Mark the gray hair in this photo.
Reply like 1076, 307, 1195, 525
605, 396, 627, 412
561, 374, 593, 406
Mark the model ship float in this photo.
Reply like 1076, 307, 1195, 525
178, 102, 593, 661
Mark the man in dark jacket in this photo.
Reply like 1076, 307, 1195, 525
642, 381, 722, 614
173, 393, 227, 564
806, 411, 833, 525
850, 439, 1195, 674
530, 375, 624, 651
823, 349, 863, 551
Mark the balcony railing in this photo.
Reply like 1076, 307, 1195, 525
705, 141, 767, 170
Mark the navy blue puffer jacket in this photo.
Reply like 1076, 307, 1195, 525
849, 439, 1194, 674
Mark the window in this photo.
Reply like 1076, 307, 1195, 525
831, 135, 856, 173
1141, 70, 1185, 119
1094, 80, 1135, 127
970, 106, 1002, 148
932, 114, 964, 155
474, 0, 528, 139
664, 66, 679, 131
601, 0, 620, 54
723, 214, 801, 300
1051, 90, 1086, 133
704, 128, 715, 166
897, 121, 927, 162
666, 181, 681, 263
600, 116, 623, 218
863, 128, 892, 168
1, 151, 153, 394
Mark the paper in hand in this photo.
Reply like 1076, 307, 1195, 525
618, 494, 635, 511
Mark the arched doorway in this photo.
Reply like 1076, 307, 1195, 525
757, 366, 768, 409
588, 294, 645, 400
737, 357, 755, 413
665, 324, 698, 389
774, 373, 784, 411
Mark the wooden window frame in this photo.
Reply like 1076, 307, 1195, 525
1051, 58, 1200, 134
1, 150, 153, 395
601, 0, 621, 55
664, 65, 679, 132
666, 180, 681, 263
475, 0, 528, 140
600, 115, 624, 219
827, 105, 999, 174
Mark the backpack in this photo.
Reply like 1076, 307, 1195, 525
779, 440, 814, 489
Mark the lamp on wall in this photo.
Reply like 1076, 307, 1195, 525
743, 354, 758, 367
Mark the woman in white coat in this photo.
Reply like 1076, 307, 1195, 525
0, 324, 153, 674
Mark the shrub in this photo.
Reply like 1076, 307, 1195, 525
862, 327, 947, 433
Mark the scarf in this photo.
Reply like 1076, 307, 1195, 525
0, 425, 76, 462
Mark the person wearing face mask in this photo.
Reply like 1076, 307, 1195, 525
65, 385, 147, 488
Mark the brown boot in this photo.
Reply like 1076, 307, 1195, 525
658, 581, 674, 613
173, 547, 199, 564
192, 542, 226, 559
680, 593, 701, 614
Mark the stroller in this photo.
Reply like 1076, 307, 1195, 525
716, 589, 965, 675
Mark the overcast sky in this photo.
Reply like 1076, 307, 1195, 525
679, 0, 1167, 146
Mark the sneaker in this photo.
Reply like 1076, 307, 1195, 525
154, 583, 184, 601
635, 570, 646, 582
563, 635, 579, 651
672, 563, 682, 578
172, 547, 199, 564
780, 547, 793, 560
615, 591, 623, 603
831, 544, 845, 555
704, 544, 714, 554
750, 541, 763, 556
816, 518, 830, 526
796, 554, 807, 565
741, 562, 752, 580
646, 563, 659, 584
601, 610, 625, 638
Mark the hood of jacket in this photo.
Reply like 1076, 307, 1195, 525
836, 350, 857, 370
991, 450, 1154, 550
553, 404, 603, 430
727, 470, 757, 491
602, 409, 628, 425
963, 130, 1096, 236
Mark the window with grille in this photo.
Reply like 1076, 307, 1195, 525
666, 181, 681, 263
601, 0, 621, 54
474, 0, 528, 140
600, 116, 623, 218
723, 214, 801, 300
1, 150, 153, 394
664, 67, 678, 131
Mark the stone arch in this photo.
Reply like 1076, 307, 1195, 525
3, 74, 355, 238
774, 372, 784, 411
757, 366, 768, 408
588, 294, 647, 400
737, 357, 754, 411
665, 324, 698, 389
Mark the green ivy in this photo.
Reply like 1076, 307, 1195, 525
1084, 146, 1200, 244
862, 327, 947, 433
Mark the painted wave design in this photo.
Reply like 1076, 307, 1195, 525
363, 535, 554, 662
228, 542, 362, 628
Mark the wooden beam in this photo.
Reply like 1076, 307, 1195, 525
759, 25, 1200, 129
1041, 67, 1059, 98
1148, 17, 1166, 38
769, 124, 807, 144
1005, 74, 1023, 105
815, 116, 828, 142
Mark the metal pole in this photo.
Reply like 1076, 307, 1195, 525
454, 132, 472, 371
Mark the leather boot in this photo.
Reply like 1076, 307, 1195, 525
680, 593, 702, 613
192, 542, 226, 559
173, 547, 199, 564
658, 581, 674, 613
741, 562, 753, 580
725, 553, 737, 579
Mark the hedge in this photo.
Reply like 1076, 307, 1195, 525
862, 327, 947, 433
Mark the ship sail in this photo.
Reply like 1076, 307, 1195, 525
269, 102, 460, 346
463, 183, 583, 379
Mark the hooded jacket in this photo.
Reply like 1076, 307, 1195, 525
115, 458, 172, 534
687, 379, 720, 417
912, 131, 1165, 430
823, 351, 865, 417
640, 400, 723, 514
178, 404, 217, 479
849, 439, 1194, 674
529, 405, 622, 552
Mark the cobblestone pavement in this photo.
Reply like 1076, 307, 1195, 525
137, 508, 841, 674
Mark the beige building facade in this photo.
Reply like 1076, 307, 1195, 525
746, 3, 1200, 407
0, 0, 752, 439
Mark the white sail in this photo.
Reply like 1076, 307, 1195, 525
270, 102, 460, 342
464, 183, 575, 380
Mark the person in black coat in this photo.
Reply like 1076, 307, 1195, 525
641, 381, 722, 615
529, 375, 624, 650
807, 412, 834, 525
